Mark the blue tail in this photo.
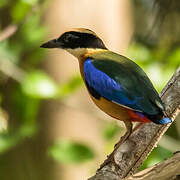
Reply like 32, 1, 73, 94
158, 117, 172, 125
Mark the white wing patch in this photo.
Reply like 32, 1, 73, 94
111, 100, 142, 112
155, 99, 164, 110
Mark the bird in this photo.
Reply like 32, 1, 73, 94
40, 28, 171, 150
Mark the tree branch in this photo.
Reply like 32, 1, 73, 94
126, 152, 180, 180
0, 25, 17, 42
0, 57, 25, 82
88, 67, 180, 180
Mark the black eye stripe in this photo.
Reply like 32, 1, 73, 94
66, 31, 97, 40
58, 31, 107, 49
64, 33, 79, 42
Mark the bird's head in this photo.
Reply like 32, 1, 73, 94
40, 28, 107, 58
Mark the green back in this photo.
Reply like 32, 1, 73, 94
89, 51, 164, 115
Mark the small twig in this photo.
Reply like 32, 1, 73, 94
0, 58, 25, 82
0, 25, 17, 42
88, 67, 180, 180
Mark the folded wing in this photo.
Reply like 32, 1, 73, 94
84, 57, 166, 124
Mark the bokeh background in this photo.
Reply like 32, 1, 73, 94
0, 0, 180, 180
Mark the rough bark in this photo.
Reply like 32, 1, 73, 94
88, 67, 180, 180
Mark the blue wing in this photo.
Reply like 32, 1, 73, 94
84, 58, 166, 113
83, 58, 172, 125
84, 59, 142, 111
84, 59, 142, 108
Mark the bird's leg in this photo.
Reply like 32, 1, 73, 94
99, 122, 146, 169
99, 122, 133, 170
114, 121, 133, 149
113, 122, 143, 150
132, 122, 144, 133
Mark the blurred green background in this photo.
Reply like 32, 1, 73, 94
0, 0, 179, 180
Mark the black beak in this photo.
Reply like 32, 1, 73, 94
40, 39, 62, 48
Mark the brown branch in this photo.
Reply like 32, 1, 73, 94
88, 67, 180, 180
0, 57, 25, 82
0, 25, 17, 42
0, 5, 41, 42
126, 152, 180, 180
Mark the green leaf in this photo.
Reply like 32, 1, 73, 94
21, 0, 39, 6
20, 15, 47, 47
140, 146, 172, 170
146, 63, 174, 92
49, 139, 95, 163
127, 43, 152, 63
0, 0, 9, 8
57, 75, 83, 97
102, 122, 121, 140
0, 41, 19, 63
0, 126, 37, 154
11, 1, 31, 23
0, 134, 18, 153
21, 71, 58, 98
19, 122, 37, 137
168, 47, 180, 67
